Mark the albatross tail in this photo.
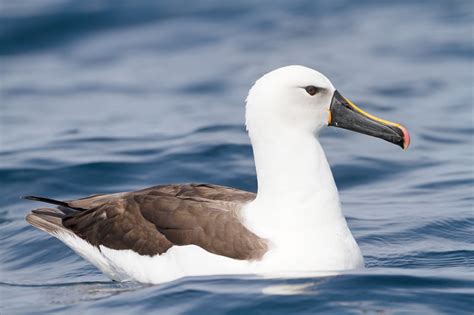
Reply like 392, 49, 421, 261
24, 195, 81, 235
24, 197, 124, 281
25, 207, 70, 235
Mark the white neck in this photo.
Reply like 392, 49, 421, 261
242, 129, 364, 271
250, 129, 342, 220
241, 128, 366, 271
241, 131, 346, 242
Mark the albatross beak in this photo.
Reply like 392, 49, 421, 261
328, 90, 410, 150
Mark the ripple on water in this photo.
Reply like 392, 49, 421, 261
1, 1, 473, 314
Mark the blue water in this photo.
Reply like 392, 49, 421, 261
1, 1, 473, 314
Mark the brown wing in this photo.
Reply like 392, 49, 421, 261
48, 184, 267, 260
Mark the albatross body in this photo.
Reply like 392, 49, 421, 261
25, 65, 410, 284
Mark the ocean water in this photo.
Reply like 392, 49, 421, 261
1, 0, 473, 314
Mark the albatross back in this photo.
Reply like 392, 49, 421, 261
26, 184, 268, 266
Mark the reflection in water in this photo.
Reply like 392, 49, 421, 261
262, 282, 316, 296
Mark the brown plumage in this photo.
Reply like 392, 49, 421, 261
25, 184, 268, 261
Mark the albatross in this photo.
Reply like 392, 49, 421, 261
25, 65, 410, 284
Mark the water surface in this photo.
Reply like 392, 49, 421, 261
1, 1, 473, 314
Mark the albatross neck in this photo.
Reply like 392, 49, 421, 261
250, 129, 342, 216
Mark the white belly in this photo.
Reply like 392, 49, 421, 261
53, 222, 364, 284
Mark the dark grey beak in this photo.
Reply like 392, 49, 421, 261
328, 90, 410, 149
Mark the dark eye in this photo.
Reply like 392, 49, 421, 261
305, 86, 319, 96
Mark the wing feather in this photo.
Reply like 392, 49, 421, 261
28, 184, 267, 260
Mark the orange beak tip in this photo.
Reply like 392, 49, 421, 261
400, 125, 411, 150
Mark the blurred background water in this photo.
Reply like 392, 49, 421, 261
1, 0, 473, 314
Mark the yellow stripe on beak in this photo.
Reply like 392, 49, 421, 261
343, 97, 403, 129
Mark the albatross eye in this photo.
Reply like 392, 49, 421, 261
305, 86, 319, 96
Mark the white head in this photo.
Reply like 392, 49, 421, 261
246, 65, 335, 139
245, 65, 410, 149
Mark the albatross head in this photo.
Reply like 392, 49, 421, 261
246, 65, 410, 149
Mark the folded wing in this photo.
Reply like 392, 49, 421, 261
27, 184, 268, 261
